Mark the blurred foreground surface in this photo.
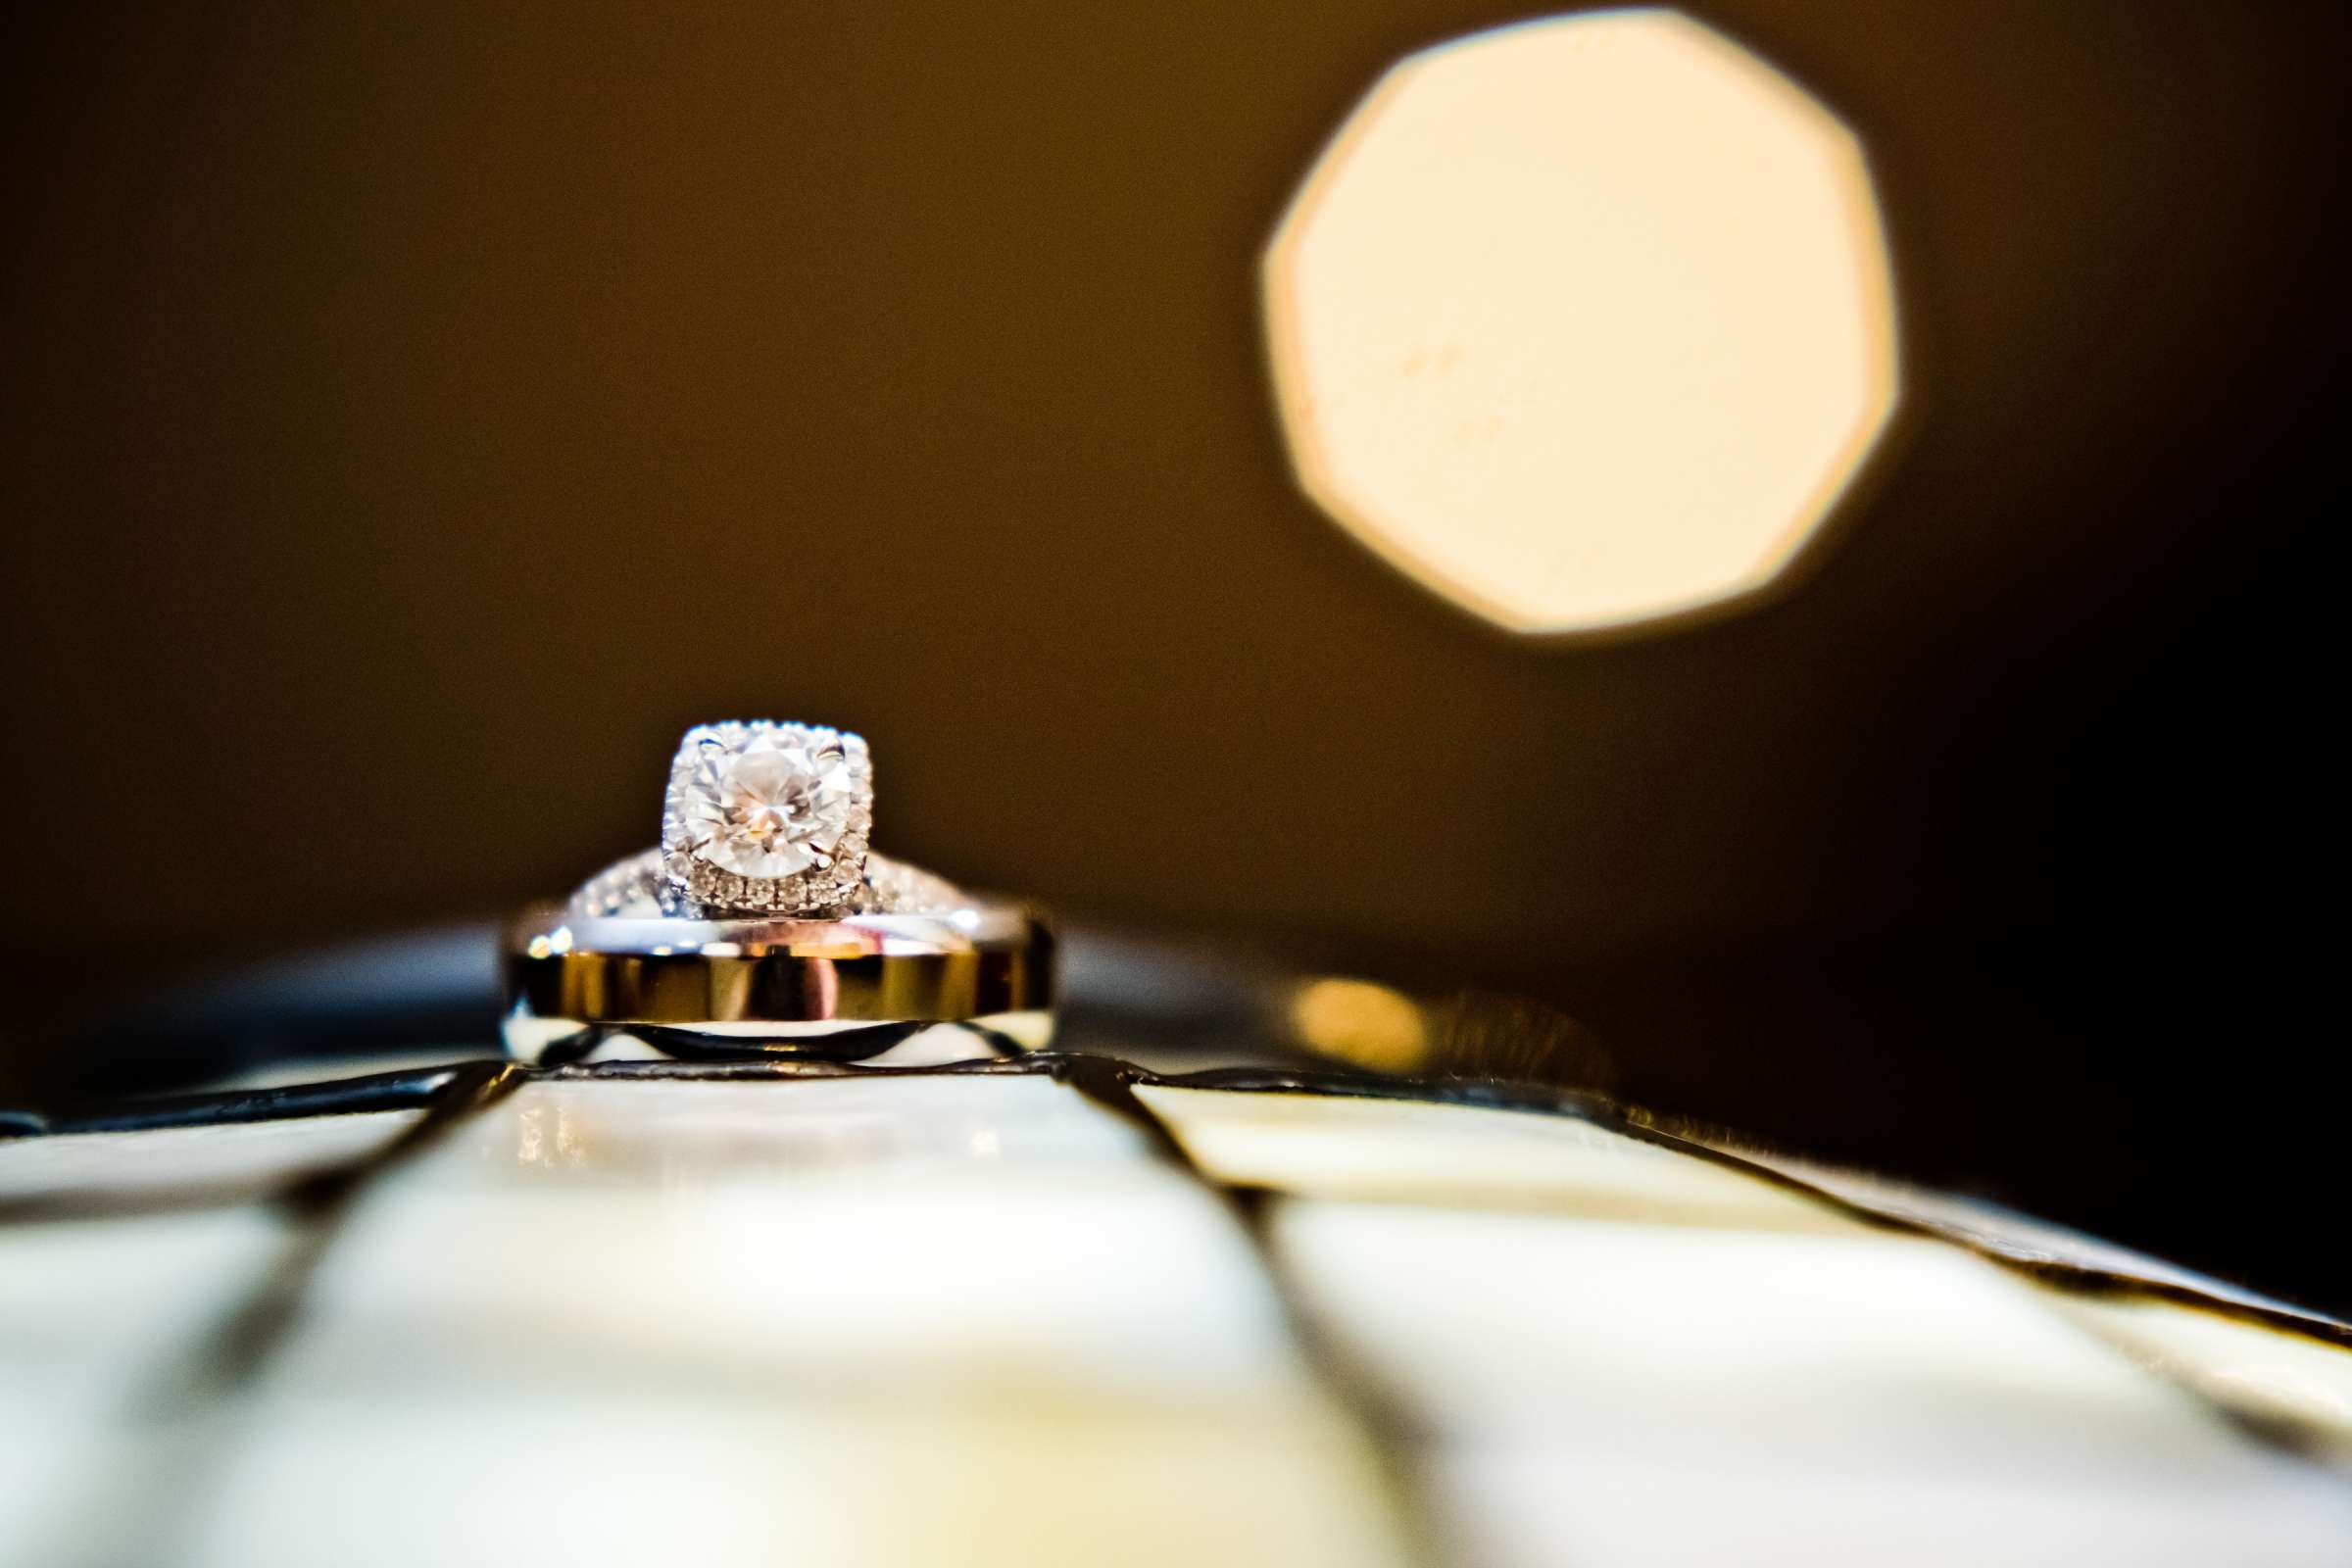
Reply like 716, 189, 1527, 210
5, 1044, 2346, 1567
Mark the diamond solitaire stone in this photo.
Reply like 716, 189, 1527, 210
661, 721, 873, 914
688, 740, 854, 877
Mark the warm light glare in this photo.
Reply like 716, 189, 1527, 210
1265, 9, 1899, 632
1289, 977, 1431, 1072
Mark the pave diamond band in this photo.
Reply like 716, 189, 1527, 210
570, 847, 964, 920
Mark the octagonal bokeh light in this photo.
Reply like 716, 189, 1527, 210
1265, 9, 1900, 633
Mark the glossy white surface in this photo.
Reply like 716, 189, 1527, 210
1278, 1200, 2351, 1566
177, 1075, 1406, 1568
1138, 1083, 1845, 1230
1, 1073, 2344, 1567
0, 1108, 420, 1207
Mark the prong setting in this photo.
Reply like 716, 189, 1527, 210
660, 721, 874, 915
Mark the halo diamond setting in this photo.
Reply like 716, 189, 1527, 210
661, 721, 874, 915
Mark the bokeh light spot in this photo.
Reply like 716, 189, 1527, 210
1290, 977, 1431, 1073
1265, 9, 1899, 633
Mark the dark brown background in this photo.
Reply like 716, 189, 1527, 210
3, 4, 2341, 1304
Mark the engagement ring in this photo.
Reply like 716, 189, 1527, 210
502, 720, 1054, 1064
